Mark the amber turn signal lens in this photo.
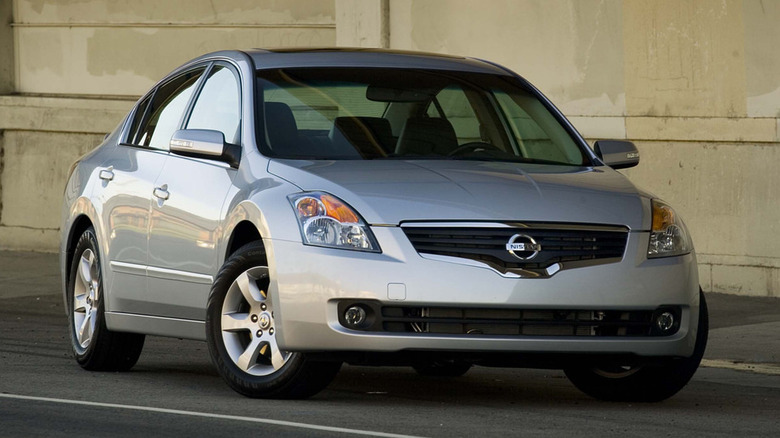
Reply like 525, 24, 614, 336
652, 202, 675, 232
296, 197, 324, 218
321, 194, 360, 223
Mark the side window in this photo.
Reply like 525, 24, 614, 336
426, 86, 481, 144
186, 65, 241, 144
494, 90, 579, 163
133, 67, 205, 150
125, 95, 151, 144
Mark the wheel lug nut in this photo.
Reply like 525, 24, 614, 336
251, 315, 258, 323
261, 303, 267, 311
256, 330, 263, 337
269, 328, 274, 335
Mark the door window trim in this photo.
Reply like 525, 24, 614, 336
181, 61, 243, 147
120, 64, 210, 150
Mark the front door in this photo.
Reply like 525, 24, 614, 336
146, 63, 242, 321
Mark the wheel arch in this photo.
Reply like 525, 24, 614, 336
221, 200, 273, 265
65, 214, 95, 275
226, 220, 264, 259
62, 195, 102, 312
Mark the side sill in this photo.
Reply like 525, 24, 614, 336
105, 312, 206, 341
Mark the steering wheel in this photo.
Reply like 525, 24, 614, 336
447, 141, 502, 156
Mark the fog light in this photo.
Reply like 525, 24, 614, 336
656, 312, 675, 332
344, 306, 367, 328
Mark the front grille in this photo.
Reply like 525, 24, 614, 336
402, 224, 628, 271
336, 301, 680, 337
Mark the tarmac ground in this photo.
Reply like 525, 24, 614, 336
1, 250, 779, 437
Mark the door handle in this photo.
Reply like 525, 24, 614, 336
99, 166, 114, 181
153, 184, 170, 201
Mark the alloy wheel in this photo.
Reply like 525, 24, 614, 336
72, 248, 100, 349
220, 267, 291, 376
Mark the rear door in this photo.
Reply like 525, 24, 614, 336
98, 66, 206, 315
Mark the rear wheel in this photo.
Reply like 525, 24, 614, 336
564, 291, 709, 402
206, 242, 341, 399
67, 227, 145, 371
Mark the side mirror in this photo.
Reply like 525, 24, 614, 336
594, 140, 640, 170
169, 129, 240, 168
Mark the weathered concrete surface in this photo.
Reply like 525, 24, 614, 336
17, 26, 336, 95
1, 130, 102, 230
623, 0, 747, 118
743, 0, 780, 117
14, 0, 336, 96
336, 0, 389, 48
15, 0, 335, 24
0, 95, 130, 251
0, 95, 135, 133
0, 1, 13, 94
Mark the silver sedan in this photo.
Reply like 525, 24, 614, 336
61, 48, 706, 401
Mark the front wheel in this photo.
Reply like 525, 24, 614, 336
206, 242, 341, 399
564, 290, 709, 402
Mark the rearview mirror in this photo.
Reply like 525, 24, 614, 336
170, 129, 240, 168
594, 140, 640, 170
366, 85, 435, 102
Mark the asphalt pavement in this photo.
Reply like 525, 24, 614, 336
1, 250, 779, 437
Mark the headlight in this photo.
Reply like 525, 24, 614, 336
289, 192, 380, 252
647, 199, 692, 258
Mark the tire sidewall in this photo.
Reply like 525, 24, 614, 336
67, 227, 106, 365
205, 243, 307, 396
565, 290, 709, 402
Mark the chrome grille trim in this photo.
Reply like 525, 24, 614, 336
403, 222, 629, 277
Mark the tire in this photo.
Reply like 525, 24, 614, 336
67, 227, 145, 371
413, 360, 472, 377
206, 242, 341, 399
564, 290, 709, 402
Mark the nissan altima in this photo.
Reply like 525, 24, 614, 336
61, 48, 706, 401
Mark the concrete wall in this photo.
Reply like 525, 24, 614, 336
1, 0, 778, 297
0, 0, 336, 251
13, 0, 335, 95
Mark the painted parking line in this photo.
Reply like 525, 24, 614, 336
701, 359, 780, 376
0, 393, 424, 438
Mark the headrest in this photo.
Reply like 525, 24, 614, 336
395, 117, 458, 156
329, 117, 394, 157
264, 102, 298, 150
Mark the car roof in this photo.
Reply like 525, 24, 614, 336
240, 48, 513, 75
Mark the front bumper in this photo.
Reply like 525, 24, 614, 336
267, 226, 700, 358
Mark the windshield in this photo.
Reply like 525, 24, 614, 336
256, 68, 591, 165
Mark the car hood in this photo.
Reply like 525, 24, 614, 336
268, 159, 649, 230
